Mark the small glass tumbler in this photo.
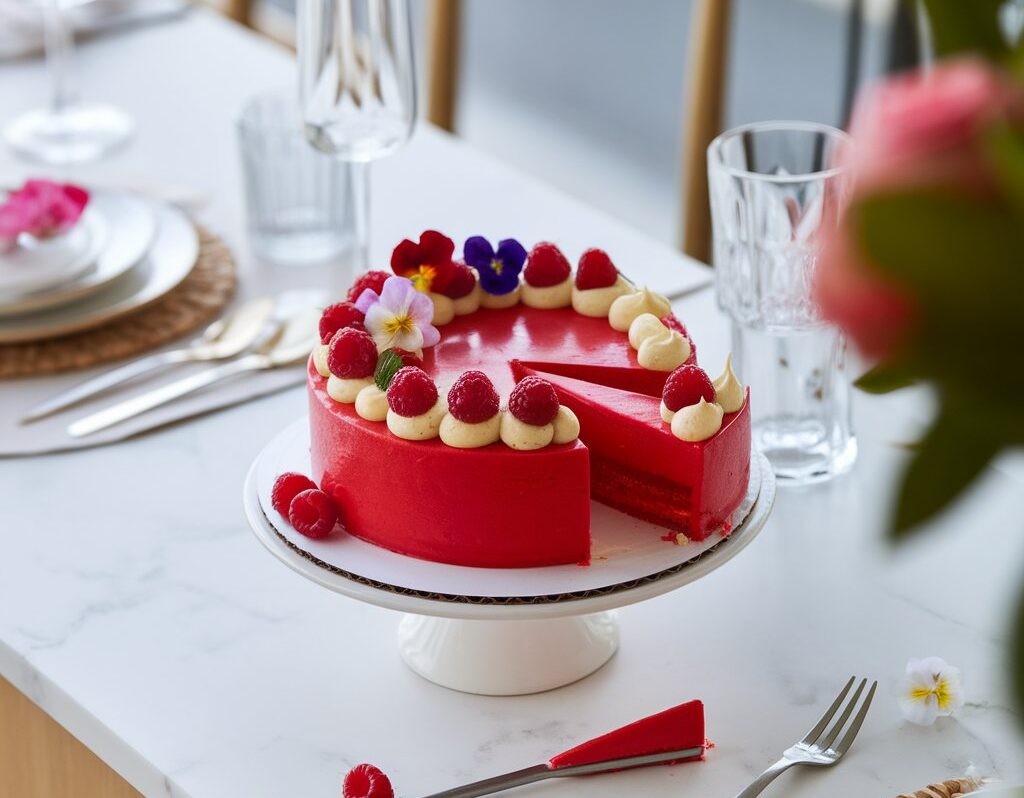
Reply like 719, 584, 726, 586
708, 120, 857, 484
238, 91, 355, 265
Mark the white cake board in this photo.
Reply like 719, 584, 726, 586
243, 418, 776, 695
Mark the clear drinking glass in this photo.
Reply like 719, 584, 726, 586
238, 92, 355, 265
296, 0, 417, 272
708, 120, 857, 484
3, 0, 134, 164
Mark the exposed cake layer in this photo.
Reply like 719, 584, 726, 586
512, 363, 750, 540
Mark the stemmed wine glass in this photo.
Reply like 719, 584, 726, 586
296, 0, 417, 273
4, 0, 134, 164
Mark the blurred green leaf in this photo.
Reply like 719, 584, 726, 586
890, 405, 1002, 540
855, 363, 917, 395
856, 190, 1024, 321
919, 0, 1011, 59
987, 125, 1024, 215
855, 188, 1024, 403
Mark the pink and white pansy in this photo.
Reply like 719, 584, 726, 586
355, 275, 441, 352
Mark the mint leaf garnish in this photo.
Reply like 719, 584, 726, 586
374, 349, 404, 392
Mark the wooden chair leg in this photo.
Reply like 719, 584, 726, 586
225, 0, 253, 27
680, 0, 733, 264
0, 676, 141, 798
427, 0, 461, 132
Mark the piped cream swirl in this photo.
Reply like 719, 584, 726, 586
670, 398, 723, 442
608, 286, 671, 332
551, 405, 580, 444
429, 292, 455, 325
313, 344, 331, 378
571, 276, 634, 318
440, 413, 501, 448
327, 375, 374, 404
628, 313, 666, 349
521, 275, 572, 309
452, 280, 482, 315
638, 330, 689, 371
480, 285, 521, 309
713, 353, 745, 413
628, 313, 691, 371
387, 398, 447, 441
355, 384, 389, 421
500, 412, 554, 450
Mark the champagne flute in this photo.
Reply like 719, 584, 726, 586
4, 0, 134, 164
297, 0, 417, 273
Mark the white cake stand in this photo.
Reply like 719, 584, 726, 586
243, 419, 775, 696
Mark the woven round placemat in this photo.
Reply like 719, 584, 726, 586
0, 225, 235, 379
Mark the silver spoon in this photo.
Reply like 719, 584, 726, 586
66, 307, 321, 438
21, 296, 276, 423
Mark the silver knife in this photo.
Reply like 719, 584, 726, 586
22, 297, 275, 423
66, 307, 320, 438
418, 746, 705, 798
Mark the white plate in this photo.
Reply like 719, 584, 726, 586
0, 192, 156, 318
244, 418, 776, 620
0, 200, 198, 344
0, 207, 107, 297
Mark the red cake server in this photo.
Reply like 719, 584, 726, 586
417, 699, 706, 798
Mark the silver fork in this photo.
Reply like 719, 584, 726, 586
734, 676, 877, 798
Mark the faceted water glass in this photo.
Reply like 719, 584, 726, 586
708, 121, 857, 484
238, 92, 355, 265
297, 0, 417, 272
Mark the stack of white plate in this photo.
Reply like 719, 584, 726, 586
0, 192, 199, 344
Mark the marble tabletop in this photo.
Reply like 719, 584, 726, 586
1, 9, 1022, 798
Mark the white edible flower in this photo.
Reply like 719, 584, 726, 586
898, 656, 964, 725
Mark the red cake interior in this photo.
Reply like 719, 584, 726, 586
548, 699, 705, 768
512, 363, 751, 540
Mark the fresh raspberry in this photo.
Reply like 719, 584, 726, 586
287, 489, 337, 539
346, 270, 391, 303
327, 328, 378, 379
271, 472, 317, 517
319, 302, 365, 344
386, 366, 438, 417
663, 364, 715, 411
343, 764, 394, 798
508, 376, 560, 426
387, 347, 423, 368
447, 370, 500, 424
661, 314, 688, 336
575, 248, 618, 290
440, 261, 477, 299
524, 242, 571, 287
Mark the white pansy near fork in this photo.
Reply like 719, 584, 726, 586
734, 676, 877, 798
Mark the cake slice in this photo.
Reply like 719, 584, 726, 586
511, 361, 750, 540
548, 699, 706, 769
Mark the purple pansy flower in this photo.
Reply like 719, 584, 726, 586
463, 236, 527, 295
356, 276, 440, 352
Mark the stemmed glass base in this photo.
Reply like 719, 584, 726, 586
4, 102, 134, 164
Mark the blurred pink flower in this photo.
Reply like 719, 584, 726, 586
0, 179, 90, 251
815, 59, 1024, 358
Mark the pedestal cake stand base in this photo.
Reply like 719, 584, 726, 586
244, 418, 775, 696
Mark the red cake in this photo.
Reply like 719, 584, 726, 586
304, 232, 750, 568
548, 699, 706, 768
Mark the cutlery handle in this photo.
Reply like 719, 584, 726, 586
733, 758, 792, 798
66, 355, 265, 437
418, 747, 705, 798
418, 765, 551, 798
22, 349, 195, 423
